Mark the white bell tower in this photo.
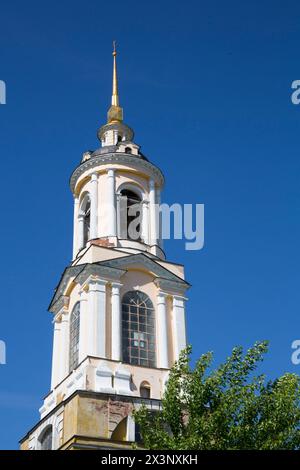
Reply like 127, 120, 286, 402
21, 45, 190, 451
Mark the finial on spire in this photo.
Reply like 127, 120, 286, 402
107, 41, 123, 123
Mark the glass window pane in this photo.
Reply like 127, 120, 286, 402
69, 302, 80, 372
122, 291, 156, 368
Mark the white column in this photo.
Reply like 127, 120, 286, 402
111, 282, 122, 361
78, 214, 84, 251
149, 179, 158, 245
156, 188, 163, 249
87, 279, 107, 358
78, 290, 88, 363
51, 319, 61, 389
107, 169, 117, 237
97, 174, 103, 236
172, 295, 187, 361
142, 200, 149, 244
59, 311, 69, 382
126, 415, 136, 442
90, 173, 98, 239
156, 292, 169, 368
72, 197, 79, 259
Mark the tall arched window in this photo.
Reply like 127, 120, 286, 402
78, 194, 90, 250
83, 199, 90, 246
69, 302, 80, 372
122, 291, 156, 367
120, 189, 141, 241
40, 426, 53, 450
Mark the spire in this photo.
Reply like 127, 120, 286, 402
107, 41, 123, 123
111, 41, 119, 106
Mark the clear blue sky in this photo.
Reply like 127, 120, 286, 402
1, 0, 300, 449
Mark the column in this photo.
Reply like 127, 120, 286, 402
107, 169, 117, 237
126, 415, 136, 442
78, 290, 88, 363
149, 179, 158, 245
59, 311, 69, 382
156, 292, 169, 368
156, 188, 163, 249
111, 282, 122, 361
141, 200, 149, 244
172, 295, 187, 361
77, 214, 84, 251
51, 318, 61, 389
90, 173, 98, 239
72, 197, 79, 259
87, 279, 107, 358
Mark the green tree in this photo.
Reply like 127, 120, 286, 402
133, 342, 300, 450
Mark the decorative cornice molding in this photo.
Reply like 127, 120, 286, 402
74, 263, 126, 287
70, 153, 164, 194
101, 253, 190, 287
49, 265, 86, 312
52, 296, 70, 318
154, 278, 189, 296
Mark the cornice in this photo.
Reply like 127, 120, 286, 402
74, 263, 126, 286
154, 278, 189, 296
52, 296, 70, 317
101, 253, 190, 287
69, 153, 164, 194
49, 264, 86, 312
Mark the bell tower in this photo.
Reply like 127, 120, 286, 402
20, 46, 190, 450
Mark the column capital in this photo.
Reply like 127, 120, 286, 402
157, 291, 168, 303
60, 310, 69, 322
107, 168, 115, 177
173, 294, 188, 307
91, 172, 98, 181
111, 281, 123, 291
86, 277, 107, 293
79, 289, 88, 300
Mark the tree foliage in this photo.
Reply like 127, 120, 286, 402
133, 342, 300, 449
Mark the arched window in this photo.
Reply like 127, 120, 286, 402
69, 302, 80, 372
83, 199, 90, 246
140, 381, 151, 398
78, 194, 91, 251
122, 291, 156, 367
120, 189, 142, 241
125, 146, 132, 154
40, 426, 53, 450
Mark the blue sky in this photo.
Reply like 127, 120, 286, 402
1, 0, 300, 449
